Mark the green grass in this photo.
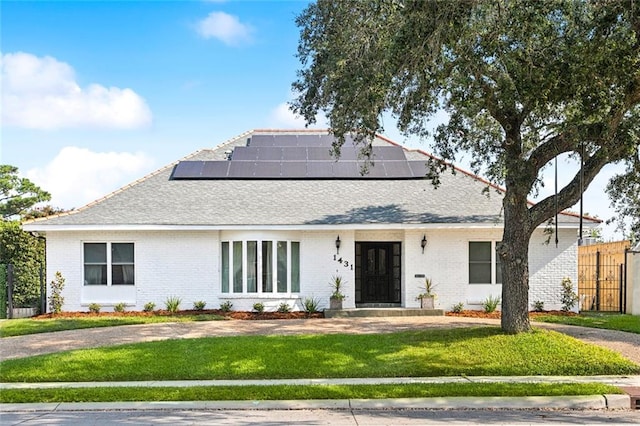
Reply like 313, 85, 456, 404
0, 383, 622, 403
0, 314, 226, 338
533, 313, 640, 334
2, 328, 637, 383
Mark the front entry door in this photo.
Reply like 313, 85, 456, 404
355, 242, 401, 304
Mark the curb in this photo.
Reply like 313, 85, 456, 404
0, 395, 630, 412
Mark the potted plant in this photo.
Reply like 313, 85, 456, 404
329, 275, 346, 310
416, 277, 436, 309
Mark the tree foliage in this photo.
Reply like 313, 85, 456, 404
0, 165, 50, 220
606, 157, 640, 241
293, 0, 640, 333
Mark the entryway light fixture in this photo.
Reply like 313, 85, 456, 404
421, 235, 427, 253
336, 236, 341, 254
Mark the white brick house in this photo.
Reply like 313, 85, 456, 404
24, 130, 598, 313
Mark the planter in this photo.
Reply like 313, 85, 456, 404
420, 297, 435, 310
329, 297, 343, 310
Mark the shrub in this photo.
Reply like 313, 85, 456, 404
193, 300, 206, 311
482, 295, 501, 313
532, 300, 545, 312
113, 302, 126, 313
277, 302, 291, 313
302, 296, 320, 313
451, 302, 464, 313
252, 302, 265, 313
220, 300, 233, 312
165, 296, 182, 313
560, 277, 579, 312
88, 303, 101, 314
48, 271, 65, 314
143, 302, 156, 312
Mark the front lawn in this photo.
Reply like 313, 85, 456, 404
1, 328, 637, 382
532, 312, 640, 334
0, 382, 622, 403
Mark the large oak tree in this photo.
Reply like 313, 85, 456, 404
292, 0, 640, 333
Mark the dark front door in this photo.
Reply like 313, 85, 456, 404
355, 242, 401, 304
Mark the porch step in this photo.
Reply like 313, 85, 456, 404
324, 308, 444, 318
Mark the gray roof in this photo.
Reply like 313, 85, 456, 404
25, 130, 593, 229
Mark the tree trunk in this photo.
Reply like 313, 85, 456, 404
499, 184, 533, 334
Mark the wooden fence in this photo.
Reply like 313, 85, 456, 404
578, 240, 630, 312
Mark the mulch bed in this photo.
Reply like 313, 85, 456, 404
35, 309, 576, 321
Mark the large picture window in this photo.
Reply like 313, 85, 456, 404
221, 240, 300, 294
84, 242, 135, 286
469, 241, 501, 285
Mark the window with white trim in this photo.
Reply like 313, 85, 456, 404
468, 241, 502, 284
84, 242, 135, 286
221, 240, 300, 294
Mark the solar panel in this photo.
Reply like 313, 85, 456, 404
408, 161, 430, 178
201, 161, 230, 178
359, 161, 387, 178
228, 161, 256, 177
306, 161, 334, 178
373, 146, 407, 161
382, 161, 412, 178
172, 161, 204, 179
280, 161, 307, 178
248, 135, 277, 147
282, 147, 308, 161
332, 161, 359, 177
272, 135, 300, 147
253, 162, 281, 177
307, 147, 333, 161
232, 147, 259, 161
258, 147, 283, 161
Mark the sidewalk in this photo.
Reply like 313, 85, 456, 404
2, 376, 638, 412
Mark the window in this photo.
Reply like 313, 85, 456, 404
469, 242, 501, 284
221, 240, 300, 294
84, 242, 135, 286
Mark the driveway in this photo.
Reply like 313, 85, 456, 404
1, 316, 639, 365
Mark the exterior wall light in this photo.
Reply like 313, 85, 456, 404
336, 236, 341, 254
421, 235, 427, 253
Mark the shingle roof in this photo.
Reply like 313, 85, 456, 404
24, 130, 594, 229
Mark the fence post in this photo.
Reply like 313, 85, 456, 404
7, 264, 14, 320
619, 263, 625, 314
40, 264, 46, 314
595, 250, 601, 311
0, 264, 6, 319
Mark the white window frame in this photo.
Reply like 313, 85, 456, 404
83, 242, 135, 286
221, 240, 300, 295
468, 241, 502, 285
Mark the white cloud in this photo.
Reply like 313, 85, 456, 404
1, 52, 152, 130
26, 147, 155, 209
196, 11, 253, 45
269, 102, 328, 128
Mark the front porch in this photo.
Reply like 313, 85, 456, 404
324, 307, 444, 318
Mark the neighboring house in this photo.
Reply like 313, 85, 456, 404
23, 129, 599, 313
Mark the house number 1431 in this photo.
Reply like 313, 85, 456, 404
334, 255, 354, 270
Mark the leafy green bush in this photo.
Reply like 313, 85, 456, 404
277, 302, 291, 313
302, 296, 320, 313
165, 296, 182, 313
88, 303, 101, 314
143, 302, 156, 312
252, 302, 264, 313
560, 277, 579, 312
532, 300, 545, 312
482, 295, 501, 313
451, 302, 464, 313
48, 271, 65, 314
193, 300, 206, 311
113, 303, 126, 313
220, 301, 233, 312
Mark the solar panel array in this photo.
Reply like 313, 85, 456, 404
171, 134, 432, 180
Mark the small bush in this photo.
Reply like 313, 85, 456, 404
560, 277, 579, 312
482, 295, 501, 313
113, 302, 126, 313
253, 302, 265, 313
451, 302, 464, 313
48, 271, 65, 314
88, 303, 101, 314
302, 296, 320, 313
532, 300, 545, 312
220, 300, 233, 312
277, 302, 291, 313
143, 302, 156, 312
193, 300, 206, 311
165, 296, 182, 313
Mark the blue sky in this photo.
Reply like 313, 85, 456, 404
0, 0, 627, 240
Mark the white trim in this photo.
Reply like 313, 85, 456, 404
24, 221, 594, 233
